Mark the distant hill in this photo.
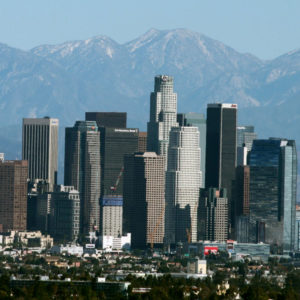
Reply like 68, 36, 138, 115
0, 28, 300, 188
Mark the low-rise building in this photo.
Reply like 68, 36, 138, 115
100, 233, 131, 252
0, 231, 53, 249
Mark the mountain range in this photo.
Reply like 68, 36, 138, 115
0, 28, 300, 185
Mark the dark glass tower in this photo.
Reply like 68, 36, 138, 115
248, 138, 297, 252
99, 127, 139, 195
205, 103, 237, 230
85, 112, 139, 196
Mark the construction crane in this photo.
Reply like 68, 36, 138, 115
110, 167, 124, 194
149, 206, 165, 250
186, 203, 199, 244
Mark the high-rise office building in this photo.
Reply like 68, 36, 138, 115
165, 127, 201, 244
22, 117, 59, 191
99, 127, 139, 195
50, 185, 80, 242
198, 188, 228, 242
248, 138, 297, 252
123, 152, 165, 249
147, 75, 178, 165
205, 103, 237, 230
100, 195, 123, 238
177, 113, 206, 187
85, 113, 139, 196
237, 126, 257, 151
0, 160, 28, 232
64, 121, 101, 234
85, 112, 127, 129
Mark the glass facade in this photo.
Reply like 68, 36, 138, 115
248, 138, 297, 252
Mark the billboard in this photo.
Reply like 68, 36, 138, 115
204, 246, 219, 256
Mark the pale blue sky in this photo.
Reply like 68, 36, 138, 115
0, 0, 299, 59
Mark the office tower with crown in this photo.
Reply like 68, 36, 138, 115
165, 126, 201, 244
64, 121, 101, 234
22, 117, 59, 191
147, 75, 178, 165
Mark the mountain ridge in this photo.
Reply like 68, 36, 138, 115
0, 28, 300, 163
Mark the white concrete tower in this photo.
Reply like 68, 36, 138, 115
165, 126, 202, 244
147, 75, 178, 166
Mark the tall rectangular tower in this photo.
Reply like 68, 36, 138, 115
147, 75, 178, 164
248, 138, 297, 252
165, 126, 201, 244
64, 121, 101, 234
123, 152, 165, 249
205, 103, 237, 230
99, 127, 139, 196
22, 117, 58, 191
0, 160, 28, 232
177, 112, 206, 187
85, 113, 139, 196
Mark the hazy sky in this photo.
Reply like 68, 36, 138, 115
1, 0, 299, 59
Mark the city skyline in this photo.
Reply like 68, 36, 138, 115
0, 74, 298, 254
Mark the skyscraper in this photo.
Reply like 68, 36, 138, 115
85, 113, 139, 196
98, 127, 139, 196
205, 103, 237, 230
0, 160, 28, 232
165, 126, 201, 244
248, 138, 297, 252
22, 117, 59, 191
147, 75, 178, 164
177, 112, 206, 187
123, 152, 165, 249
64, 121, 101, 234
